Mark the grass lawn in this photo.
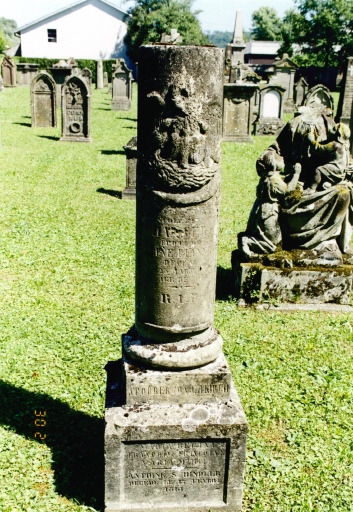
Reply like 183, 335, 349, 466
0, 85, 352, 512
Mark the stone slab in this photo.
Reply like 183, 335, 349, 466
235, 262, 353, 305
121, 188, 136, 200
122, 353, 232, 405
111, 99, 131, 111
105, 366, 247, 512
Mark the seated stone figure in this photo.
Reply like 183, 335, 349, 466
239, 151, 301, 258
305, 122, 351, 195
238, 104, 353, 266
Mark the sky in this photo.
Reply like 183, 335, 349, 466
1, 0, 295, 33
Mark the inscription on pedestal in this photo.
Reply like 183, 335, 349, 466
123, 440, 228, 505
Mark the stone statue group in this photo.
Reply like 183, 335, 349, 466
239, 104, 353, 266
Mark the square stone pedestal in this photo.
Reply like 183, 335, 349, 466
105, 354, 247, 512
232, 252, 353, 305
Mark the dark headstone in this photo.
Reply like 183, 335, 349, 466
31, 71, 57, 128
2, 57, 16, 87
111, 59, 132, 111
122, 136, 137, 199
50, 59, 73, 105
336, 56, 353, 154
60, 74, 91, 142
105, 45, 247, 512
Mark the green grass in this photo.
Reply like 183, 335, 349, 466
0, 85, 352, 511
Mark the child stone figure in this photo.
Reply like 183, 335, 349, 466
238, 150, 301, 258
305, 122, 351, 194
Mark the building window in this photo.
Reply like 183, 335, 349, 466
47, 29, 57, 43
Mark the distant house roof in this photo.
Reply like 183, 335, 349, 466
15, 0, 129, 34
245, 41, 282, 56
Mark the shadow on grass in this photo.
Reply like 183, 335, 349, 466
0, 380, 105, 511
13, 122, 31, 127
37, 135, 60, 141
216, 266, 235, 301
101, 149, 125, 155
97, 187, 122, 199
96, 108, 111, 111
118, 117, 137, 122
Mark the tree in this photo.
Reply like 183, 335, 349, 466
284, 0, 353, 68
123, 0, 209, 62
251, 7, 284, 41
0, 17, 18, 47
205, 31, 232, 49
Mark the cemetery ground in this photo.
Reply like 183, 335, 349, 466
0, 85, 352, 512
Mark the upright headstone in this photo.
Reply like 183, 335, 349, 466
81, 67, 92, 89
336, 57, 353, 154
223, 83, 259, 142
254, 85, 285, 135
122, 136, 137, 200
105, 45, 247, 512
60, 74, 91, 142
0, 76, 3, 92
31, 71, 57, 128
17, 63, 39, 86
2, 57, 17, 87
96, 60, 104, 89
103, 71, 109, 88
111, 59, 132, 111
303, 84, 334, 112
294, 76, 309, 107
269, 53, 297, 112
51, 59, 73, 105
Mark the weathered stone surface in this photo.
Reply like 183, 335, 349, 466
233, 256, 353, 305
122, 137, 137, 200
294, 76, 309, 107
303, 84, 334, 112
123, 352, 232, 405
105, 361, 247, 512
60, 74, 91, 142
17, 63, 39, 86
111, 59, 132, 111
254, 85, 285, 135
81, 67, 92, 88
336, 56, 353, 155
223, 83, 259, 142
2, 57, 16, 87
132, 45, 224, 369
269, 53, 297, 112
96, 60, 104, 89
31, 71, 57, 128
50, 59, 73, 105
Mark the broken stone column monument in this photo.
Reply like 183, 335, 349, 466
105, 45, 247, 512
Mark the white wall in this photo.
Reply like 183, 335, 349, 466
20, 0, 129, 61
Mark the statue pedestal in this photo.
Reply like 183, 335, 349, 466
232, 251, 353, 305
105, 354, 247, 512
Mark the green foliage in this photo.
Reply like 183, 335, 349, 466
251, 7, 284, 41
124, 0, 209, 62
0, 27, 7, 53
282, 0, 353, 68
205, 30, 232, 48
0, 16, 17, 47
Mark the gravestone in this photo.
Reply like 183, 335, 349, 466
0, 76, 3, 92
303, 84, 334, 112
2, 57, 17, 87
96, 60, 104, 89
122, 136, 137, 200
294, 76, 309, 107
235, 103, 353, 305
223, 83, 259, 142
31, 71, 57, 128
105, 45, 247, 512
81, 67, 92, 89
336, 56, 353, 154
17, 63, 39, 86
269, 54, 297, 112
60, 74, 91, 142
160, 28, 183, 44
111, 59, 132, 111
254, 85, 285, 135
103, 71, 109, 88
51, 59, 73, 105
